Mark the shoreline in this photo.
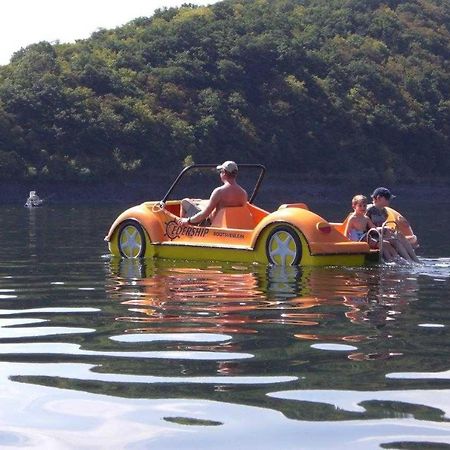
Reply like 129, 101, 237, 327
2, 175, 450, 207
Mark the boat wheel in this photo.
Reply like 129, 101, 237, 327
266, 225, 302, 265
117, 220, 146, 258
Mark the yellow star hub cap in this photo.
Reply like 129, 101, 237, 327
266, 226, 302, 265
119, 224, 144, 258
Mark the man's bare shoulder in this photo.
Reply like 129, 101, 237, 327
210, 185, 225, 197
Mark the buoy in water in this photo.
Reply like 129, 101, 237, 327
25, 191, 43, 208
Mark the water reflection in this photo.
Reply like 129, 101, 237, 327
100, 259, 449, 433
1, 205, 449, 448
106, 259, 419, 362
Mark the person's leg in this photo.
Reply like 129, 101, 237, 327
397, 233, 420, 262
381, 241, 397, 262
382, 247, 392, 262
181, 198, 201, 218
385, 245, 394, 261
390, 238, 414, 262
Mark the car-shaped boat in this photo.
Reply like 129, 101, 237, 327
105, 164, 414, 266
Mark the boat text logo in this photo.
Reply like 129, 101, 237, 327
165, 220, 209, 241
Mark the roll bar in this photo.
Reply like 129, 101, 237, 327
160, 164, 266, 205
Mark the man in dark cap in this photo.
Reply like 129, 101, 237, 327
366, 187, 395, 227
367, 187, 419, 262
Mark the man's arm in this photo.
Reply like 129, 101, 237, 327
180, 188, 221, 225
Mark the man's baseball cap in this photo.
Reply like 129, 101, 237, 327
371, 187, 396, 199
216, 161, 238, 174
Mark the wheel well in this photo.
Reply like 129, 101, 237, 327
255, 222, 309, 252
113, 218, 142, 239
254, 222, 311, 265
116, 219, 148, 258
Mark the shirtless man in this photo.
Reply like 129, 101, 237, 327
178, 161, 248, 226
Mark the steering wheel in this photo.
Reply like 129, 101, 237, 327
151, 201, 180, 221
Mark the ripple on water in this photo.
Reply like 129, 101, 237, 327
110, 333, 232, 343
0, 205, 449, 448
163, 416, 223, 426
411, 258, 450, 278
0, 361, 297, 386
267, 388, 450, 418
0, 326, 94, 339
0, 307, 100, 315
0, 342, 252, 360
386, 370, 450, 380
310, 343, 358, 352
0, 431, 28, 447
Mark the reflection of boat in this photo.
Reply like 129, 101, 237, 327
105, 164, 372, 266
106, 258, 418, 346
107, 259, 271, 335
24, 190, 43, 208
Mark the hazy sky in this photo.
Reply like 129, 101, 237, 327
0, 0, 217, 65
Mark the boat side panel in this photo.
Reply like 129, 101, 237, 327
250, 208, 370, 255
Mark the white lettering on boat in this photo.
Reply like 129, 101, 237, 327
213, 231, 245, 239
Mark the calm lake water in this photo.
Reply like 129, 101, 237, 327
0, 202, 449, 449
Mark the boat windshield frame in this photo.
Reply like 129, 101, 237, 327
160, 164, 266, 205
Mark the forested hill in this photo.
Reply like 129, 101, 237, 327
0, 0, 449, 184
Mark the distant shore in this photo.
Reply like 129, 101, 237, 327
2, 174, 450, 210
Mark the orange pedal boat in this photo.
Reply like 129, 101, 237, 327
105, 164, 414, 266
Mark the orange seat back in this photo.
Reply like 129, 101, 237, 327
332, 213, 352, 236
211, 205, 255, 229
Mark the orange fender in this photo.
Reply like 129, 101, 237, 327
105, 203, 165, 243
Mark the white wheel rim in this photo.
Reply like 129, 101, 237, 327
268, 230, 298, 265
119, 225, 143, 258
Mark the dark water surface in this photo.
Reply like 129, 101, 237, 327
0, 203, 449, 449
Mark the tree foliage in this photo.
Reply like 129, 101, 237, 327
0, 0, 449, 182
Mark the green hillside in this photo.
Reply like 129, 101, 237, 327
0, 0, 449, 183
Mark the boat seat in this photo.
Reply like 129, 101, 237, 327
211, 205, 255, 229
332, 213, 352, 236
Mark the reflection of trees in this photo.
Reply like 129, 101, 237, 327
14, 259, 448, 425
